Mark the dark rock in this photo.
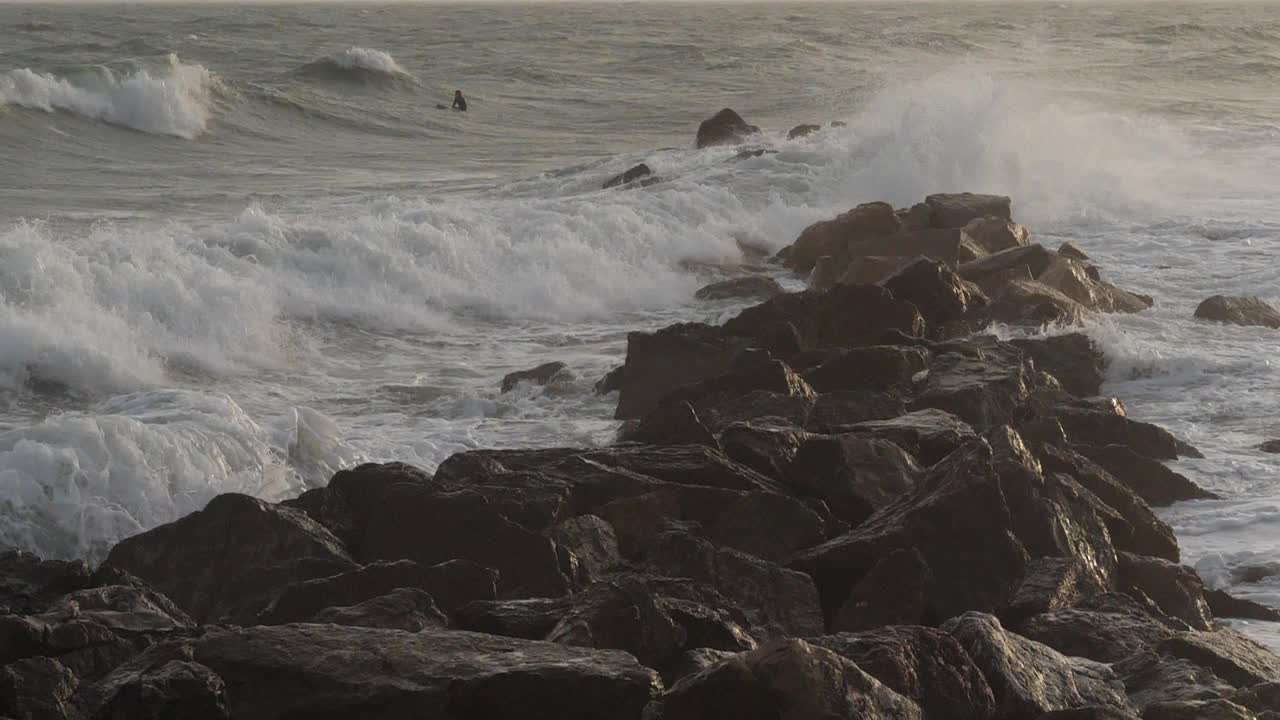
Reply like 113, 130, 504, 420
584, 443, 786, 494
501, 361, 569, 393
1011, 333, 1107, 397
603, 163, 652, 189
1118, 552, 1213, 631
734, 147, 776, 160
1016, 605, 1177, 663
696, 108, 761, 149
595, 365, 624, 394
831, 547, 934, 631
259, 559, 497, 623
987, 278, 1090, 327
837, 408, 978, 465
849, 227, 986, 267
909, 351, 1037, 431
1115, 649, 1237, 708
1050, 407, 1203, 460
1039, 709, 1140, 720
103, 493, 356, 624
809, 625, 998, 720
1260, 440, 1280, 454
805, 390, 909, 433
655, 638, 924, 720
615, 322, 748, 419
0, 657, 78, 720
926, 193, 1013, 228
1206, 589, 1280, 622
785, 434, 922, 525
801, 344, 929, 393
453, 596, 575, 639
720, 420, 813, 481
0, 550, 93, 616
1160, 629, 1280, 688
1143, 699, 1259, 720
964, 216, 1029, 254
667, 648, 738, 685
1036, 257, 1152, 314
641, 350, 815, 434
1077, 445, 1218, 506
787, 123, 821, 140
547, 514, 622, 587
694, 276, 785, 301
1004, 556, 1112, 626
623, 401, 718, 448
309, 588, 448, 631
724, 284, 927, 353
1058, 241, 1091, 261
840, 254, 916, 286
883, 257, 990, 336
1194, 295, 1280, 329
793, 441, 1028, 625
781, 202, 901, 274
958, 244, 1057, 287
944, 612, 1133, 718
88, 659, 229, 720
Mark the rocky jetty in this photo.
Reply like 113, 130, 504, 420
4, 193, 1277, 720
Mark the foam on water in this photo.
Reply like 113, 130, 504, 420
0, 53, 217, 138
332, 47, 407, 76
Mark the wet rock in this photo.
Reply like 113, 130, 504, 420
1259, 440, 1280, 454
837, 408, 978, 465
882, 257, 990, 336
0, 550, 93, 615
809, 625, 997, 720
1160, 629, 1280, 688
794, 441, 1028, 625
1037, 257, 1152, 314
1143, 699, 1259, 720
734, 147, 775, 160
595, 365, 624, 394
723, 283, 927, 353
0, 656, 78, 720
787, 123, 821, 139
944, 612, 1133, 718
1011, 333, 1106, 397
831, 547, 934, 631
720, 420, 814, 481
805, 390, 910, 433
1049, 406, 1203, 460
641, 350, 815, 435
963, 216, 1030, 254
88, 659, 229, 720
1194, 295, 1280, 329
501, 361, 569, 393
614, 322, 748, 419
781, 201, 901, 274
104, 493, 356, 624
622, 401, 718, 448
603, 162, 652, 189
309, 588, 448, 631
926, 193, 1013, 228
1206, 589, 1280, 622
453, 596, 575, 639
849, 227, 986, 266
585, 443, 786, 494
785, 434, 922, 525
259, 559, 497, 623
1059, 241, 1091, 261
909, 351, 1037, 431
1016, 605, 1177, 663
696, 108, 761, 148
547, 514, 622, 587
1004, 556, 1113, 626
958, 244, 1057, 288
1077, 445, 1218, 506
986, 278, 1090, 327
1118, 552, 1213, 631
655, 638, 924, 720
694, 275, 785, 301
1115, 649, 1237, 708
802, 345, 929, 393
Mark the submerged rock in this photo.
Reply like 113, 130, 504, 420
787, 123, 821, 139
501, 361, 569, 393
696, 108, 761, 148
694, 276, 785, 301
1194, 295, 1280, 329
603, 162, 652, 189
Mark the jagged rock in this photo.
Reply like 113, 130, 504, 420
501, 361, 569, 393
1010, 334, 1106, 397
794, 441, 1028, 625
734, 147, 775, 160
964, 216, 1029, 254
0, 551, 93, 616
614, 322, 749, 419
1004, 557, 1112, 626
90, 624, 662, 720
623, 401, 718, 448
987, 278, 1090, 327
1039, 709, 1140, 719
258, 559, 496, 623
1016, 605, 1177, 663
1143, 699, 1260, 720
837, 408, 978, 464
909, 351, 1037, 431
809, 625, 998, 720
944, 612, 1133, 718
781, 202, 900, 274
646, 530, 824, 639
899, 203, 932, 230
453, 596, 575, 639
655, 638, 924, 720
926, 193, 1013, 228
841, 255, 915, 286
1115, 649, 1238, 708
87, 659, 229, 720
596, 365, 624, 395
1077, 445, 1218, 506
694, 276, 785, 301
696, 108, 761, 148
585, 443, 787, 494
805, 390, 910, 433
104, 493, 356, 624
882, 258, 990, 336
787, 123, 821, 139
723, 284, 927, 353
309, 588, 447, 631
1118, 552, 1213, 631
831, 547, 934, 631
667, 648, 738, 685
548, 515, 622, 587
1059, 242, 1091, 261
720, 420, 813, 481
1206, 590, 1280, 622
1037, 258, 1152, 314
785, 434, 922, 525
1160, 629, 1280, 688
603, 163, 652, 189
1194, 295, 1280, 329
958, 244, 1057, 288
640, 350, 815, 435
0, 656, 78, 720
850, 227, 986, 266
802, 345, 929, 393
1049, 406, 1203, 460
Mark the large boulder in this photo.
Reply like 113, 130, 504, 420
1076, 444, 1218, 506
603, 163, 652, 189
986, 278, 1090, 327
723, 284, 927, 354
926, 193, 1013, 228
1194, 295, 1280, 329
963, 216, 1029, 254
655, 638, 924, 720
83, 658, 229, 720
806, 390, 909, 433
308, 588, 448, 631
782, 202, 901, 274
0, 550, 94, 615
0, 657, 80, 720
501, 361, 569, 393
1048, 406, 1202, 460
720, 420, 814, 481
908, 351, 1037, 431
882, 257, 990, 336
1010, 333, 1106, 398
785, 434, 923, 525
1036, 258, 1152, 314
694, 276, 785, 301
787, 123, 821, 140
103, 493, 356, 624
802, 344, 930, 393
837, 408, 978, 465
696, 108, 761, 149
453, 596, 575, 640
614, 322, 749, 419
958, 245, 1057, 290
1158, 629, 1280, 688
1117, 552, 1213, 631
1015, 602, 1178, 663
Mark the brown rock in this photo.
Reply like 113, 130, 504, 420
782, 202, 901, 274
1058, 241, 1091, 261
696, 108, 761, 148
723, 284, 927, 352
963, 216, 1029, 253
1118, 552, 1213, 631
926, 193, 1013, 228
614, 322, 748, 419
1194, 295, 1280, 329
785, 434, 922, 525
694, 276, 785, 301
603, 163, 653, 189
787, 123, 821, 139
501, 361, 569, 393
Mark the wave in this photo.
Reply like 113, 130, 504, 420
0, 54, 217, 139
294, 47, 414, 85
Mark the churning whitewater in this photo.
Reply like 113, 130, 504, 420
1, 2, 1278, 646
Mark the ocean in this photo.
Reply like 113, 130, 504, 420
2, 0, 1278, 645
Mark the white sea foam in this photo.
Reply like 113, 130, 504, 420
0, 54, 217, 138
331, 47, 408, 77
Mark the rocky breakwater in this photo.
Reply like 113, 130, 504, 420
4, 194, 1280, 720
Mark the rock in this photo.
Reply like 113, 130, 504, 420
720, 420, 813, 481
1010, 333, 1106, 397
1004, 556, 1113, 626
1077, 445, 1218, 506
794, 441, 1028, 625
1206, 589, 1280, 622
1160, 629, 1280, 688
103, 493, 356, 624
603, 162, 652, 189
1059, 241, 1091, 261
696, 108, 761, 149
646, 530, 824, 639
595, 365, 624, 395
1194, 295, 1280, 329
987, 278, 1090, 327
958, 244, 1057, 288
831, 547, 934, 631
943, 612, 1133, 718
882, 257, 990, 336
723, 283, 927, 353
926, 193, 1013, 228
655, 638, 924, 720
837, 408, 978, 465
1118, 552, 1213, 631
501, 361, 569, 393
1049, 407, 1203, 460
623, 401, 718, 448
309, 587, 448, 631
667, 648, 739, 685
585, 443, 786, 494
1115, 649, 1238, 708
734, 147, 776, 160
87, 659, 229, 720
547, 515, 622, 587
453, 596, 575, 639
258, 559, 497, 623
1260, 440, 1280, 454
1039, 709, 1139, 720
847, 227, 986, 267
805, 390, 910, 433
840, 255, 916, 286
785, 434, 922, 525
0, 656, 78, 720
0, 550, 93, 615
546, 574, 756, 671
909, 351, 1037, 431
694, 276, 785, 301
1143, 699, 1260, 720
802, 345, 929, 393
809, 625, 998, 720
1017, 604, 1177, 663
1037, 257, 1152, 314
964, 216, 1029, 254
95, 624, 662, 720
614, 322, 748, 419
787, 123, 821, 139
640, 350, 815, 435
781, 202, 901, 274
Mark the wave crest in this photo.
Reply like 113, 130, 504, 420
295, 47, 413, 84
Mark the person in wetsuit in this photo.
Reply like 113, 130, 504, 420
452, 90, 467, 112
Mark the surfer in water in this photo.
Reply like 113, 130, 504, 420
451, 89, 467, 112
